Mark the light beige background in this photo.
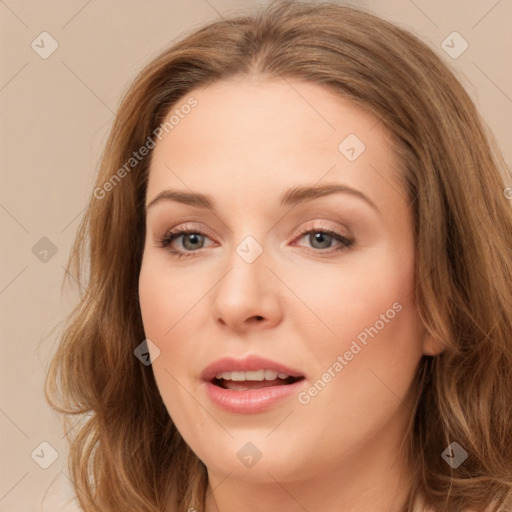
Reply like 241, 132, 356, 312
1, 0, 511, 510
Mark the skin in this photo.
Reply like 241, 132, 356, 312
138, 75, 440, 512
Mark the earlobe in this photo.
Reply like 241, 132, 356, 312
422, 330, 445, 356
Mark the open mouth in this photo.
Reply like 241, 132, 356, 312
211, 370, 305, 391
202, 359, 306, 413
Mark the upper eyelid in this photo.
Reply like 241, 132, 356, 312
159, 219, 350, 237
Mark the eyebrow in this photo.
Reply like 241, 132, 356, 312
145, 183, 379, 213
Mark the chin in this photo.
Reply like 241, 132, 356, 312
191, 432, 318, 484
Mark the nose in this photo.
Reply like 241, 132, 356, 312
211, 242, 284, 333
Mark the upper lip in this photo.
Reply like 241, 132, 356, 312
201, 356, 305, 382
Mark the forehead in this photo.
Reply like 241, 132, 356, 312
146, 76, 403, 214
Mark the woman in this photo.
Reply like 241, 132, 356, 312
46, 1, 512, 511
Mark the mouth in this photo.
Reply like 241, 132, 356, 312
201, 356, 306, 413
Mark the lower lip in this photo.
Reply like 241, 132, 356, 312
204, 379, 305, 414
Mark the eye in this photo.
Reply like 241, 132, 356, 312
292, 224, 354, 255
156, 225, 215, 258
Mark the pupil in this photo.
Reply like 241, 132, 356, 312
184, 233, 202, 250
312, 232, 331, 249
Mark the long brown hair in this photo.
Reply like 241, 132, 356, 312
45, 1, 512, 511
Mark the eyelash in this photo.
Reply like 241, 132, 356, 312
156, 223, 354, 259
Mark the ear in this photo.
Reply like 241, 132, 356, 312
422, 330, 444, 356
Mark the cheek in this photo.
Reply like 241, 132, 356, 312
285, 241, 417, 348
138, 252, 209, 344
296, 247, 423, 424
138, 254, 199, 395
138, 256, 207, 441
290, 242, 422, 401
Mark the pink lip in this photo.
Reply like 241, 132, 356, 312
201, 356, 306, 414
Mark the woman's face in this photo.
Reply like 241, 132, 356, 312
139, 76, 435, 494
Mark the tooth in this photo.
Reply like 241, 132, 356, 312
245, 370, 265, 381
214, 369, 293, 381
